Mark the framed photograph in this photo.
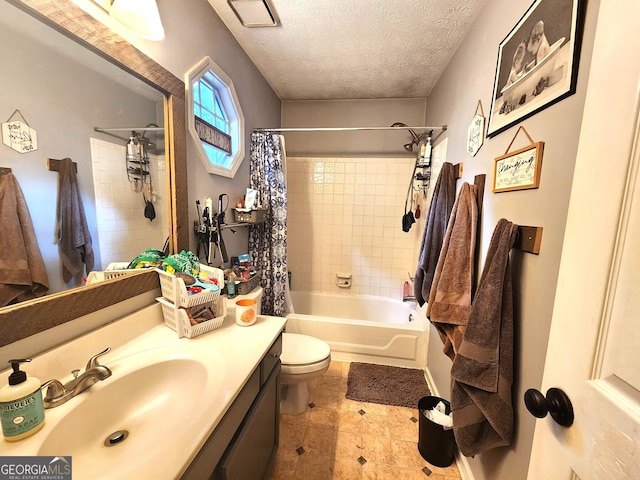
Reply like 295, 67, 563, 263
493, 141, 544, 193
486, 0, 586, 137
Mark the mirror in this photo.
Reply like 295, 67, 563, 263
1, 1, 167, 299
0, 0, 189, 347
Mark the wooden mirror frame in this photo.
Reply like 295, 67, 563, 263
0, 0, 189, 347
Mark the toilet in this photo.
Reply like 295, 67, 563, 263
279, 332, 331, 415
225, 286, 331, 415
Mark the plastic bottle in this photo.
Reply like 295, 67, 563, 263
0, 359, 46, 441
226, 272, 237, 299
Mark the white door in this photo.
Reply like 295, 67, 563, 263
527, 1, 640, 478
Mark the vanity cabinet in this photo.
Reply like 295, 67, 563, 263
181, 333, 282, 480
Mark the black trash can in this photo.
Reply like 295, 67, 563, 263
418, 396, 456, 467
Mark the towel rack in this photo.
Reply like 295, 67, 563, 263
515, 226, 543, 254
47, 158, 77, 173
454, 163, 463, 179
0, 167, 12, 177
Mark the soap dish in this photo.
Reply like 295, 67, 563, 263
157, 296, 226, 338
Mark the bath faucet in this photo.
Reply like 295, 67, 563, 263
43, 347, 112, 408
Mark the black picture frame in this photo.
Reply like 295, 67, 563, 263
486, 0, 587, 138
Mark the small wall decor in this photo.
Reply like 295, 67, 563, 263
493, 126, 544, 193
467, 101, 485, 156
2, 109, 38, 153
487, 0, 587, 137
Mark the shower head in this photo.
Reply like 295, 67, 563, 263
391, 122, 420, 146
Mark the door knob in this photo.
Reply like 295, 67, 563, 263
524, 387, 574, 427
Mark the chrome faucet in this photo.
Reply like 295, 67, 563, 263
42, 347, 112, 409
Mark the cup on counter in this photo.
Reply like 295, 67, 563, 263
235, 299, 257, 326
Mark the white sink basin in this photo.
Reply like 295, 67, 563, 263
37, 347, 226, 479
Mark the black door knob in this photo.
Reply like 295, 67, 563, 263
524, 387, 574, 427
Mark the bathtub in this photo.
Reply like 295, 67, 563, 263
285, 291, 428, 369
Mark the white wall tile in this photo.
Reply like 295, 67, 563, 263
287, 156, 422, 299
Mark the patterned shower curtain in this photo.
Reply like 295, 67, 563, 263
249, 132, 288, 316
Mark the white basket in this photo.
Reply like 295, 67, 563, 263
157, 268, 221, 308
85, 267, 140, 285
157, 296, 227, 338
198, 264, 225, 287
85, 261, 146, 285
105, 262, 131, 271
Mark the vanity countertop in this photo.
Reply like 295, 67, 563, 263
0, 303, 287, 479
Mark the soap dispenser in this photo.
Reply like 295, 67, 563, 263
0, 359, 45, 441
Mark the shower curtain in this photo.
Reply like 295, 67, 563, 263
249, 132, 289, 316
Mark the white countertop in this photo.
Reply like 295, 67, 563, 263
0, 303, 287, 479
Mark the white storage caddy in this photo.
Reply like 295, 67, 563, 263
85, 262, 141, 285
156, 265, 226, 338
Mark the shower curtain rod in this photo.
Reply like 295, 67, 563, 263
253, 125, 447, 133
93, 126, 165, 143
94, 127, 164, 133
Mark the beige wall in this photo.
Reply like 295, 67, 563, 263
424, 0, 600, 478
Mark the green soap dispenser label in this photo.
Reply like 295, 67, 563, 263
1, 390, 45, 438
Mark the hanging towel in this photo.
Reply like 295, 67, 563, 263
0, 173, 49, 306
450, 219, 518, 457
56, 158, 94, 283
426, 182, 478, 360
414, 162, 457, 305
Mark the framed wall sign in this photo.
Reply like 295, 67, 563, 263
493, 126, 544, 193
467, 101, 485, 156
2, 109, 37, 153
487, 0, 586, 137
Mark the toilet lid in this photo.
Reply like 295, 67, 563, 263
281, 333, 331, 365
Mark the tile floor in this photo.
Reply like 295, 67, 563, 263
266, 361, 461, 480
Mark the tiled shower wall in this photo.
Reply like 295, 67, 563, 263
286, 156, 425, 300
90, 137, 168, 269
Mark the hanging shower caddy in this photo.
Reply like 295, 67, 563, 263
125, 131, 150, 192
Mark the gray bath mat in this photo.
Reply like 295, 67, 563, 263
346, 362, 431, 408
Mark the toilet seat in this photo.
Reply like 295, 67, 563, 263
281, 333, 331, 367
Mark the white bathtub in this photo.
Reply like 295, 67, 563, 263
285, 291, 428, 368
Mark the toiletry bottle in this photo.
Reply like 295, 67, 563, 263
226, 278, 236, 298
0, 359, 45, 441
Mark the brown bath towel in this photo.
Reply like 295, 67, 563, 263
0, 173, 49, 306
426, 182, 478, 360
414, 162, 457, 305
450, 219, 518, 457
56, 158, 94, 283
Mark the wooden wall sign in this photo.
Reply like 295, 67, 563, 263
493, 126, 544, 193
194, 116, 231, 154
467, 100, 485, 156
2, 109, 37, 153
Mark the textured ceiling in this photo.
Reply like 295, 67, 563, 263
207, 0, 485, 100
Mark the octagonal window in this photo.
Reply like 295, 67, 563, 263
186, 57, 244, 177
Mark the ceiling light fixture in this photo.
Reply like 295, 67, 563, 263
228, 0, 280, 27
109, 0, 165, 41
